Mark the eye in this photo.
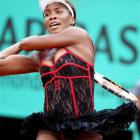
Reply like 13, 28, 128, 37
44, 11, 50, 18
56, 10, 62, 14
44, 13, 49, 17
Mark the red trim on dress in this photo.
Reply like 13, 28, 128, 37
41, 48, 94, 115
40, 52, 68, 67
87, 64, 94, 111
44, 76, 89, 88
69, 78, 79, 116
40, 50, 94, 68
40, 63, 88, 77
65, 48, 93, 67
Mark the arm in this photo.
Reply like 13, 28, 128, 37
0, 42, 21, 59
0, 35, 40, 59
0, 53, 40, 76
20, 27, 89, 51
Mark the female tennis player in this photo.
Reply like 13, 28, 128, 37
0, 0, 137, 140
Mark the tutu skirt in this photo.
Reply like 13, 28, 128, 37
20, 102, 137, 139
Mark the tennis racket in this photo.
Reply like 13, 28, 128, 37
94, 72, 137, 103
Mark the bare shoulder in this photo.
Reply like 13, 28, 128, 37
64, 26, 89, 37
62, 26, 91, 45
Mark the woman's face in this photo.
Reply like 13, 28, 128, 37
44, 2, 75, 34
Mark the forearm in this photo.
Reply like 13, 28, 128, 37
20, 28, 81, 51
0, 36, 37, 58
0, 42, 21, 59
20, 35, 42, 51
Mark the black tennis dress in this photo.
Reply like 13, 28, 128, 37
21, 48, 137, 139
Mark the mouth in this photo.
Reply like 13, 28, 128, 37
49, 22, 60, 28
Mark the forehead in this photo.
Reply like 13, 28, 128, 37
44, 2, 67, 12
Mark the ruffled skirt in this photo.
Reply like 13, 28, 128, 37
20, 102, 137, 139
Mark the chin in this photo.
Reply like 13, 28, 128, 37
49, 29, 63, 34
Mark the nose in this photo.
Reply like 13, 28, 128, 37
49, 14, 57, 20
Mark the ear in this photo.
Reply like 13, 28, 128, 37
70, 17, 75, 25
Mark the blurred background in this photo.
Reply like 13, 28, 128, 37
0, 0, 140, 139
